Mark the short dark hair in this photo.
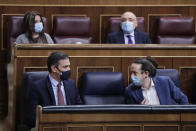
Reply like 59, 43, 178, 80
133, 58, 156, 77
47, 52, 69, 73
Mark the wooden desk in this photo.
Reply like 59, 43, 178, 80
38, 105, 196, 131
14, 44, 196, 130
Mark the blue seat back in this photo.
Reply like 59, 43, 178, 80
19, 71, 48, 129
156, 69, 181, 89
80, 72, 125, 104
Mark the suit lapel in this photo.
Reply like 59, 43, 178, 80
153, 77, 164, 104
118, 31, 125, 43
129, 85, 144, 104
134, 31, 139, 44
46, 76, 56, 105
134, 87, 144, 103
63, 80, 71, 105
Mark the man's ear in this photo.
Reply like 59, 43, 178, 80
145, 71, 149, 77
51, 65, 57, 73
134, 21, 138, 29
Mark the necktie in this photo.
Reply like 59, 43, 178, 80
57, 82, 65, 105
127, 35, 133, 44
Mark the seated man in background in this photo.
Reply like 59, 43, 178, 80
125, 57, 189, 105
15, 10, 54, 44
23, 52, 82, 129
107, 11, 152, 44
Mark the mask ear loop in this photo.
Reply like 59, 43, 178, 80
54, 65, 62, 75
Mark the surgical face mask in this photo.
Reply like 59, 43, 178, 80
131, 75, 142, 86
34, 22, 43, 33
121, 21, 134, 34
59, 70, 71, 80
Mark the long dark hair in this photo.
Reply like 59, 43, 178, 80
23, 11, 47, 43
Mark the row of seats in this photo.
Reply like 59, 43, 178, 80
7, 16, 92, 45
7, 16, 196, 45
21, 69, 181, 106
19, 69, 194, 129
5, 16, 196, 63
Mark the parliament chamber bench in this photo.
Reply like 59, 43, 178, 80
38, 105, 196, 131
13, 44, 196, 130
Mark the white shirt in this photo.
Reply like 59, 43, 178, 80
49, 74, 67, 105
141, 79, 160, 105
124, 31, 135, 44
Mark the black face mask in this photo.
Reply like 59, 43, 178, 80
60, 70, 71, 80
55, 66, 71, 80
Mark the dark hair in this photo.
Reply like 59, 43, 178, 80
23, 10, 47, 43
146, 56, 158, 69
47, 52, 69, 73
133, 58, 157, 77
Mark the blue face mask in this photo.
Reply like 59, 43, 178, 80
121, 21, 134, 34
131, 75, 142, 86
34, 22, 43, 33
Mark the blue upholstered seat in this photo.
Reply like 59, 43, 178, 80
19, 71, 48, 130
80, 72, 125, 104
156, 69, 181, 89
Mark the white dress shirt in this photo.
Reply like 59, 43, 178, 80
141, 78, 160, 105
49, 74, 67, 105
124, 31, 135, 44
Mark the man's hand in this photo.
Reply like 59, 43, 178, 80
141, 99, 149, 105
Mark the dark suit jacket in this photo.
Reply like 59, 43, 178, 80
23, 75, 83, 128
107, 30, 152, 44
125, 76, 189, 105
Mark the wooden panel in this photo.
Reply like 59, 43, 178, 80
1, 0, 196, 5
183, 125, 196, 131
68, 126, 102, 131
43, 127, 63, 131
24, 67, 48, 72
40, 113, 180, 123
173, 58, 196, 104
144, 125, 179, 131
107, 126, 140, 131
38, 106, 193, 131
181, 113, 196, 122
189, 7, 196, 32
71, 57, 121, 85
180, 68, 196, 103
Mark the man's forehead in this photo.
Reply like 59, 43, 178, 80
58, 59, 70, 65
121, 12, 136, 19
131, 63, 141, 70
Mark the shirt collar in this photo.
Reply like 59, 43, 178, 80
141, 78, 154, 90
124, 31, 135, 37
49, 74, 61, 87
